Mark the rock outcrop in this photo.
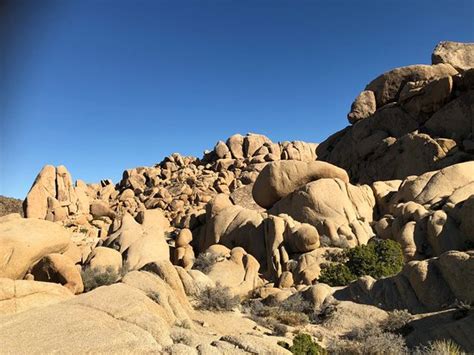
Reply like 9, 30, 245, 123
335, 250, 474, 314
0, 214, 70, 279
318, 41, 473, 184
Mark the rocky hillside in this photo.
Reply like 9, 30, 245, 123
0, 195, 23, 217
1, 41, 473, 354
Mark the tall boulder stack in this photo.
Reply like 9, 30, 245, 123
318, 41, 474, 184
23, 165, 90, 222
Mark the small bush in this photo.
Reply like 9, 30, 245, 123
318, 263, 356, 287
414, 339, 465, 355
330, 323, 408, 355
382, 309, 413, 333
244, 297, 310, 329
252, 315, 288, 336
280, 294, 313, 313
318, 239, 404, 287
81, 266, 120, 292
170, 330, 193, 346
197, 283, 239, 311
289, 333, 327, 355
193, 252, 220, 273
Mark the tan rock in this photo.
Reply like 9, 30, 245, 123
0, 216, 70, 279
432, 41, 474, 71
253, 160, 350, 209
348, 90, 376, 123
0, 278, 73, 315
23, 165, 57, 219
31, 253, 84, 294
365, 63, 457, 107
270, 178, 375, 247
86, 246, 123, 272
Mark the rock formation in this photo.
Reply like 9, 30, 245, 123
0, 40, 473, 353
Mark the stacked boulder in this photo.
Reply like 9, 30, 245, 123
318, 41, 474, 184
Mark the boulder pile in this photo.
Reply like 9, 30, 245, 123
0, 41, 473, 353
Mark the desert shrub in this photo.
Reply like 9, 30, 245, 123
286, 333, 327, 355
170, 330, 193, 346
330, 323, 408, 355
318, 263, 356, 287
147, 291, 161, 304
193, 252, 220, 273
244, 297, 310, 328
252, 314, 288, 336
197, 283, 239, 311
318, 239, 404, 287
382, 309, 413, 333
413, 339, 465, 355
346, 239, 404, 279
280, 293, 313, 313
81, 266, 120, 292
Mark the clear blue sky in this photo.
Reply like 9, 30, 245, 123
1, 0, 473, 198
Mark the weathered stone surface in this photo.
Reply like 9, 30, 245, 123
205, 247, 263, 297
86, 246, 123, 272
0, 278, 73, 315
365, 63, 457, 107
23, 165, 57, 219
348, 90, 376, 123
425, 90, 474, 141
270, 178, 376, 247
335, 250, 474, 314
432, 41, 474, 71
0, 282, 178, 352
0, 215, 70, 279
253, 160, 350, 209
31, 253, 84, 294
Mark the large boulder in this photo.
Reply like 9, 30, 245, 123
85, 246, 123, 272
270, 178, 376, 247
334, 250, 474, 314
394, 161, 474, 206
424, 90, 474, 141
365, 63, 457, 107
23, 165, 85, 221
0, 278, 73, 315
104, 210, 170, 271
205, 246, 263, 297
0, 282, 183, 352
432, 41, 474, 71
347, 90, 376, 123
252, 160, 349, 209
0, 214, 70, 279
31, 253, 84, 294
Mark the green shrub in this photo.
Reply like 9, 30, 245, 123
346, 239, 404, 279
318, 239, 404, 287
197, 283, 239, 311
81, 266, 120, 292
288, 333, 327, 355
318, 263, 356, 287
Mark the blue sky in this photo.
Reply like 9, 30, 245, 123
1, 0, 473, 198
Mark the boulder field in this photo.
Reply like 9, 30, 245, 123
1, 41, 474, 353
